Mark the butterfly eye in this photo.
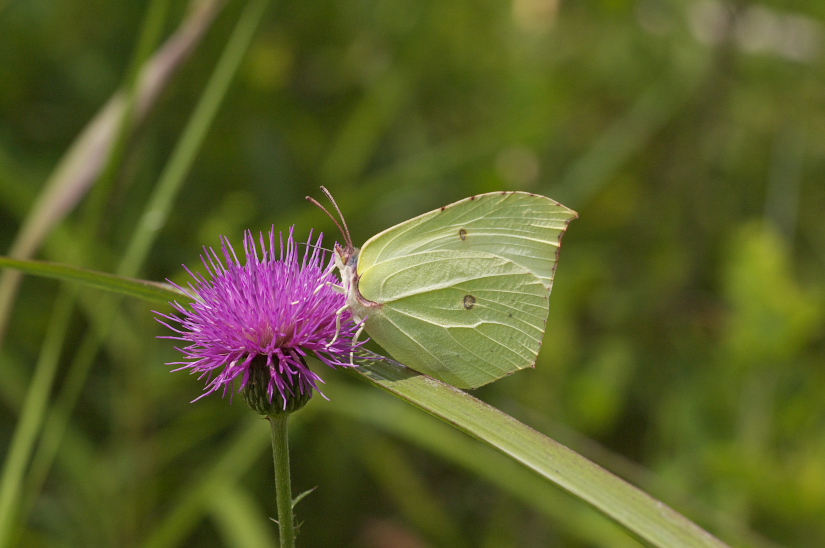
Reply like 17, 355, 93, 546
458, 228, 468, 240
463, 295, 476, 310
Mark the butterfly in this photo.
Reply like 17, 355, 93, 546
309, 189, 577, 389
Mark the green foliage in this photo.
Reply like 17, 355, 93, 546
1, 0, 824, 546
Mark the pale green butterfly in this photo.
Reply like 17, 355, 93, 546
309, 189, 577, 389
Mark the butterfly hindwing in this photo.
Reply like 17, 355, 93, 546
358, 251, 549, 388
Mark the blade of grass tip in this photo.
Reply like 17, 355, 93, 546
119, 0, 271, 277
350, 353, 731, 548
0, 0, 227, 346
0, 288, 76, 546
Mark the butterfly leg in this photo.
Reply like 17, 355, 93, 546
314, 280, 344, 295
326, 303, 349, 348
349, 321, 366, 365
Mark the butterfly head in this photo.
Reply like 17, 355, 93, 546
333, 241, 359, 272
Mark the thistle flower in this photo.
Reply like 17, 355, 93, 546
157, 227, 360, 413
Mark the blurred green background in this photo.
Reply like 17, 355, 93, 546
1, 0, 824, 546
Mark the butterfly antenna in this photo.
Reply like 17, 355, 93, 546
320, 186, 353, 251
306, 195, 346, 244
306, 187, 353, 252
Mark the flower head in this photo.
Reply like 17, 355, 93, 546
157, 227, 360, 412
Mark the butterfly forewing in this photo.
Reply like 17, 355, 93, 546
357, 192, 577, 290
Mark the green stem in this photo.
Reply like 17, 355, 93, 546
268, 414, 295, 548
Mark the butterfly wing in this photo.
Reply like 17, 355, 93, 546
351, 191, 576, 388
357, 250, 550, 388
357, 192, 577, 291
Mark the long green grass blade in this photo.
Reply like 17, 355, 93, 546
349, 353, 731, 548
0, 257, 183, 304
324, 381, 642, 547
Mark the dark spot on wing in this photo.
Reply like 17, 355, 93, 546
463, 295, 476, 310
458, 228, 467, 240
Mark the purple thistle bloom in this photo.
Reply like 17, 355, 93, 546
157, 227, 361, 411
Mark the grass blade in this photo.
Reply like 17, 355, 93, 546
349, 353, 731, 548
0, 257, 184, 304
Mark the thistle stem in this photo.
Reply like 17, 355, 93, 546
269, 413, 296, 548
